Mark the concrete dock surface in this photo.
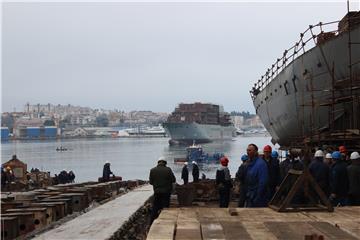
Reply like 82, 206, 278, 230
147, 206, 360, 240
33, 184, 153, 240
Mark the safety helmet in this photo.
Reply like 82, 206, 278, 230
325, 153, 332, 159
263, 145, 272, 153
271, 151, 279, 158
331, 151, 341, 159
350, 152, 360, 160
192, 161, 197, 165
339, 146, 347, 154
314, 150, 324, 158
241, 154, 248, 162
157, 156, 167, 164
220, 157, 229, 166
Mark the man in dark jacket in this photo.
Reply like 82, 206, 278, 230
309, 150, 330, 196
216, 157, 232, 208
244, 144, 269, 207
347, 152, 360, 206
329, 151, 349, 206
149, 157, 176, 222
192, 161, 199, 182
102, 161, 113, 182
263, 145, 280, 201
236, 154, 249, 207
279, 150, 304, 183
181, 162, 189, 184
58, 169, 69, 184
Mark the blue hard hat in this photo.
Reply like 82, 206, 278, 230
332, 151, 341, 159
241, 154, 248, 161
271, 151, 279, 158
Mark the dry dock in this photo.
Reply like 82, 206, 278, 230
147, 207, 360, 240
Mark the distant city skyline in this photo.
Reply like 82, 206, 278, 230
2, 2, 357, 113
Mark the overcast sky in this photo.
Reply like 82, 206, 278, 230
2, 2, 358, 113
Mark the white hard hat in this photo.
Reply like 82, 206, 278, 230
325, 153, 332, 159
258, 150, 264, 155
350, 151, 360, 160
314, 150, 324, 158
158, 156, 165, 161
192, 161, 197, 164
105, 161, 110, 164
184, 162, 188, 165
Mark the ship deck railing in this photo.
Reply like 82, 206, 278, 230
250, 14, 360, 101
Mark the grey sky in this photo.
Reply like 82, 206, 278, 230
2, 2, 356, 113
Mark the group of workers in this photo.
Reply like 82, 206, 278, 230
180, 161, 199, 184
53, 169, 76, 184
148, 143, 360, 222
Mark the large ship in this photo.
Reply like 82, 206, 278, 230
251, 11, 360, 148
163, 103, 236, 145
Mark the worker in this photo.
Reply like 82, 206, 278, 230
236, 154, 249, 207
263, 145, 280, 201
309, 150, 330, 196
149, 157, 176, 222
192, 161, 199, 182
216, 156, 232, 208
279, 149, 303, 183
181, 162, 189, 184
244, 144, 269, 207
329, 151, 349, 206
102, 161, 113, 182
324, 153, 333, 167
347, 152, 360, 206
339, 146, 350, 165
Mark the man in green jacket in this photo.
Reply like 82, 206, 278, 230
149, 156, 176, 222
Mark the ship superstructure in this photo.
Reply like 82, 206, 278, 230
163, 103, 236, 145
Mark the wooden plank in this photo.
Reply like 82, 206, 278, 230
220, 221, 252, 240
201, 221, 225, 240
147, 220, 175, 240
242, 222, 277, 240
175, 221, 201, 240
264, 222, 306, 240
311, 221, 359, 240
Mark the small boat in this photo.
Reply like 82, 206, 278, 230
56, 146, 68, 152
174, 142, 224, 164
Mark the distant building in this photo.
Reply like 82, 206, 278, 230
230, 116, 244, 129
1, 127, 9, 141
13, 118, 58, 139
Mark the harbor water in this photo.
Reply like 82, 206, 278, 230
1, 136, 271, 182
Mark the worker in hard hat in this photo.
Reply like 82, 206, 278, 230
347, 152, 360, 206
181, 162, 189, 184
262, 145, 280, 201
324, 153, 333, 167
216, 156, 232, 208
309, 150, 330, 196
236, 154, 249, 207
329, 151, 349, 206
192, 161, 199, 182
149, 156, 176, 222
339, 145, 350, 165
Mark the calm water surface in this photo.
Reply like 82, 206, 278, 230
1, 137, 272, 183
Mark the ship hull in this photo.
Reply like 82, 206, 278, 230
163, 122, 236, 145
253, 25, 360, 147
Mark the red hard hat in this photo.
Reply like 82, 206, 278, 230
263, 145, 272, 153
339, 146, 347, 153
220, 157, 229, 166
